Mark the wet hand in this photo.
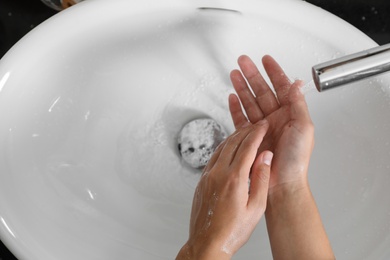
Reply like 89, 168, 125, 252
228, 55, 314, 195
176, 120, 273, 259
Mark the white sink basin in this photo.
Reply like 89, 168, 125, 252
1, 0, 390, 259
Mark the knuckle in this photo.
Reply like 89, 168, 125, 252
255, 165, 270, 183
227, 172, 241, 186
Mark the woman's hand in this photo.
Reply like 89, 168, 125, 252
229, 55, 334, 260
229, 55, 314, 195
176, 120, 273, 259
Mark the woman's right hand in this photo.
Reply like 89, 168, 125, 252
228, 55, 314, 195
176, 120, 273, 259
229, 55, 334, 260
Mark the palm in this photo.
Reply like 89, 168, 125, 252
229, 55, 314, 193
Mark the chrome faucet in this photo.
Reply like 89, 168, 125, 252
312, 43, 390, 92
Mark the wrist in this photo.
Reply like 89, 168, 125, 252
264, 181, 335, 260
176, 240, 231, 260
267, 180, 311, 209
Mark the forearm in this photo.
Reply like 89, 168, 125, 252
265, 184, 335, 260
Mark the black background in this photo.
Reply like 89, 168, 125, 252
0, 0, 389, 259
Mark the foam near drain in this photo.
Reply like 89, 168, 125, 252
177, 118, 227, 169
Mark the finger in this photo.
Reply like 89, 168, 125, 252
202, 138, 226, 174
230, 70, 264, 123
230, 120, 269, 178
262, 55, 292, 107
247, 150, 273, 211
289, 80, 312, 123
237, 55, 280, 116
213, 123, 254, 169
228, 93, 249, 129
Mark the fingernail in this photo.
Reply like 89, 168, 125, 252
261, 151, 273, 166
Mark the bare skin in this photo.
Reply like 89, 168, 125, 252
176, 120, 273, 259
177, 55, 334, 259
229, 55, 334, 259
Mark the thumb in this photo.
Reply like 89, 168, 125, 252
248, 150, 273, 212
289, 80, 312, 122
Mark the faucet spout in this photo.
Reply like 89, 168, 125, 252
312, 43, 390, 92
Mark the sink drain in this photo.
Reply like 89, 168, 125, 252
177, 118, 227, 169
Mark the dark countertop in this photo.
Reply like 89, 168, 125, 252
0, 0, 389, 259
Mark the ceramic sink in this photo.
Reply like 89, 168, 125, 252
0, 0, 390, 259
